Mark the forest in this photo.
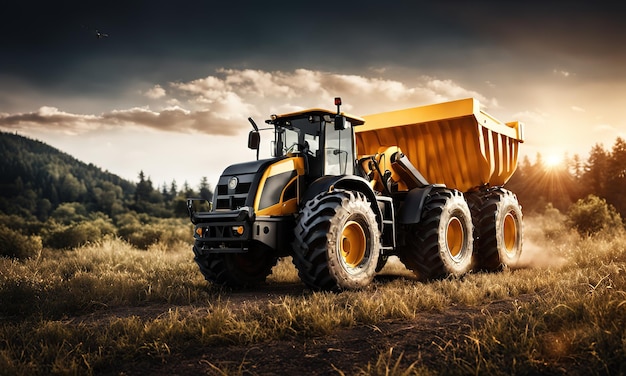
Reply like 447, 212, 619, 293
1, 130, 626, 257
0, 131, 211, 255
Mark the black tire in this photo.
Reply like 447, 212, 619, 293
193, 246, 278, 288
398, 188, 474, 280
292, 189, 381, 291
474, 188, 523, 271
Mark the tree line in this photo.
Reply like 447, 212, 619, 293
3, 130, 626, 224
507, 137, 626, 219
0, 132, 212, 221
2, 130, 626, 256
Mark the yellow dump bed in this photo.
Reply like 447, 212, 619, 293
355, 98, 524, 193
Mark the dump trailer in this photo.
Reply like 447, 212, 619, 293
187, 97, 524, 291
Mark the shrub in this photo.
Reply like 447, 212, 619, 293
116, 212, 190, 250
539, 203, 570, 241
566, 195, 623, 237
43, 218, 117, 249
50, 202, 88, 225
124, 227, 162, 249
0, 225, 42, 259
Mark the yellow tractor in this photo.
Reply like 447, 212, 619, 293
188, 97, 524, 291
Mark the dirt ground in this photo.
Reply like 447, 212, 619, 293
85, 280, 534, 376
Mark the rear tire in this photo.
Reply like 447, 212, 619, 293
474, 188, 523, 271
193, 246, 278, 288
398, 188, 474, 280
292, 189, 381, 291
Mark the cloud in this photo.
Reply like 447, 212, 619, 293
144, 85, 166, 99
512, 109, 549, 125
593, 124, 618, 133
170, 68, 495, 114
0, 68, 495, 137
571, 106, 585, 112
103, 106, 243, 135
425, 79, 495, 107
0, 106, 243, 136
553, 69, 571, 77
0, 106, 101, 135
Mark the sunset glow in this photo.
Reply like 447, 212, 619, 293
544, 154, 564, 169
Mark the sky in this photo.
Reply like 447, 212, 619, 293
1, 1, 625, 190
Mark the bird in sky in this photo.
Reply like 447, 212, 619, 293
95, 30, 109, 39
81, 24, 109, 39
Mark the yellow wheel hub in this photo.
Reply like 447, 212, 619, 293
503, 213, 518, 254
340, 221, 367, 267
446, 217, 464, 258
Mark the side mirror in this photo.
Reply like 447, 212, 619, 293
248, 131, 260, 150
334, 116, 346, 131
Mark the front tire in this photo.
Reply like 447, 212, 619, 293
193, 246, 278, 288
398, 188, 474, 280
292, 189, 381, 291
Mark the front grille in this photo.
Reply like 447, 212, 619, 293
236, 182, 251, 194
214, 175, 254, 210
216, 197, 247, 210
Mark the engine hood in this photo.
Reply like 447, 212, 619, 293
221, 158, 276, 176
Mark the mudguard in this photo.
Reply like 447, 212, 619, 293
397, 184, 446, 225
302, 175, 383, 227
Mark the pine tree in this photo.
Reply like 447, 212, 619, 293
606, 138, 626, 217
199, 177, 213, 201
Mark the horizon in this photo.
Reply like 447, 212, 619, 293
4, 104, 622, 193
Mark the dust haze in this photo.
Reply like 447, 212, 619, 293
516, 216, 568, 269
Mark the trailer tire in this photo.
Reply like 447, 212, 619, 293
292, 189, 381, 291
193, 246, 278, 288
474, 188, 523, 271
399, 188, 474, 280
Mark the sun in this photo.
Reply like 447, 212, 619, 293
544, 154, 563, 169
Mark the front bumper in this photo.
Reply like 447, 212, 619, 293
188, 201, 294, 255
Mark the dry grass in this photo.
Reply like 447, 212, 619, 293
1, 215, 625, 375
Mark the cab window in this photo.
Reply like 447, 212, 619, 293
324, 121, 354, 175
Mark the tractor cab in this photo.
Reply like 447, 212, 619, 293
248, 98, 365, 182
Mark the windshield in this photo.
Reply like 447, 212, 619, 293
324, 121, 354, 175
273, 117, 322, 157
279, 127, 300, 155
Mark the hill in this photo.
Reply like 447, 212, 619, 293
0, 131, 215, 221
0, 131, 136, 219
0, 131, 215, 253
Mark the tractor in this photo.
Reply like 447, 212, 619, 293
187, 97, 524, 291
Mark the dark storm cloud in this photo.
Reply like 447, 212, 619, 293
0, 1, 469, 91
2, 1, 624, 125
433, 2, 626, 74
3, 1, 624, 75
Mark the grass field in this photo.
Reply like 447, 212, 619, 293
1, 213, 625, 375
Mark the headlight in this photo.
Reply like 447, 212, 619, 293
228, 176, 238, 190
